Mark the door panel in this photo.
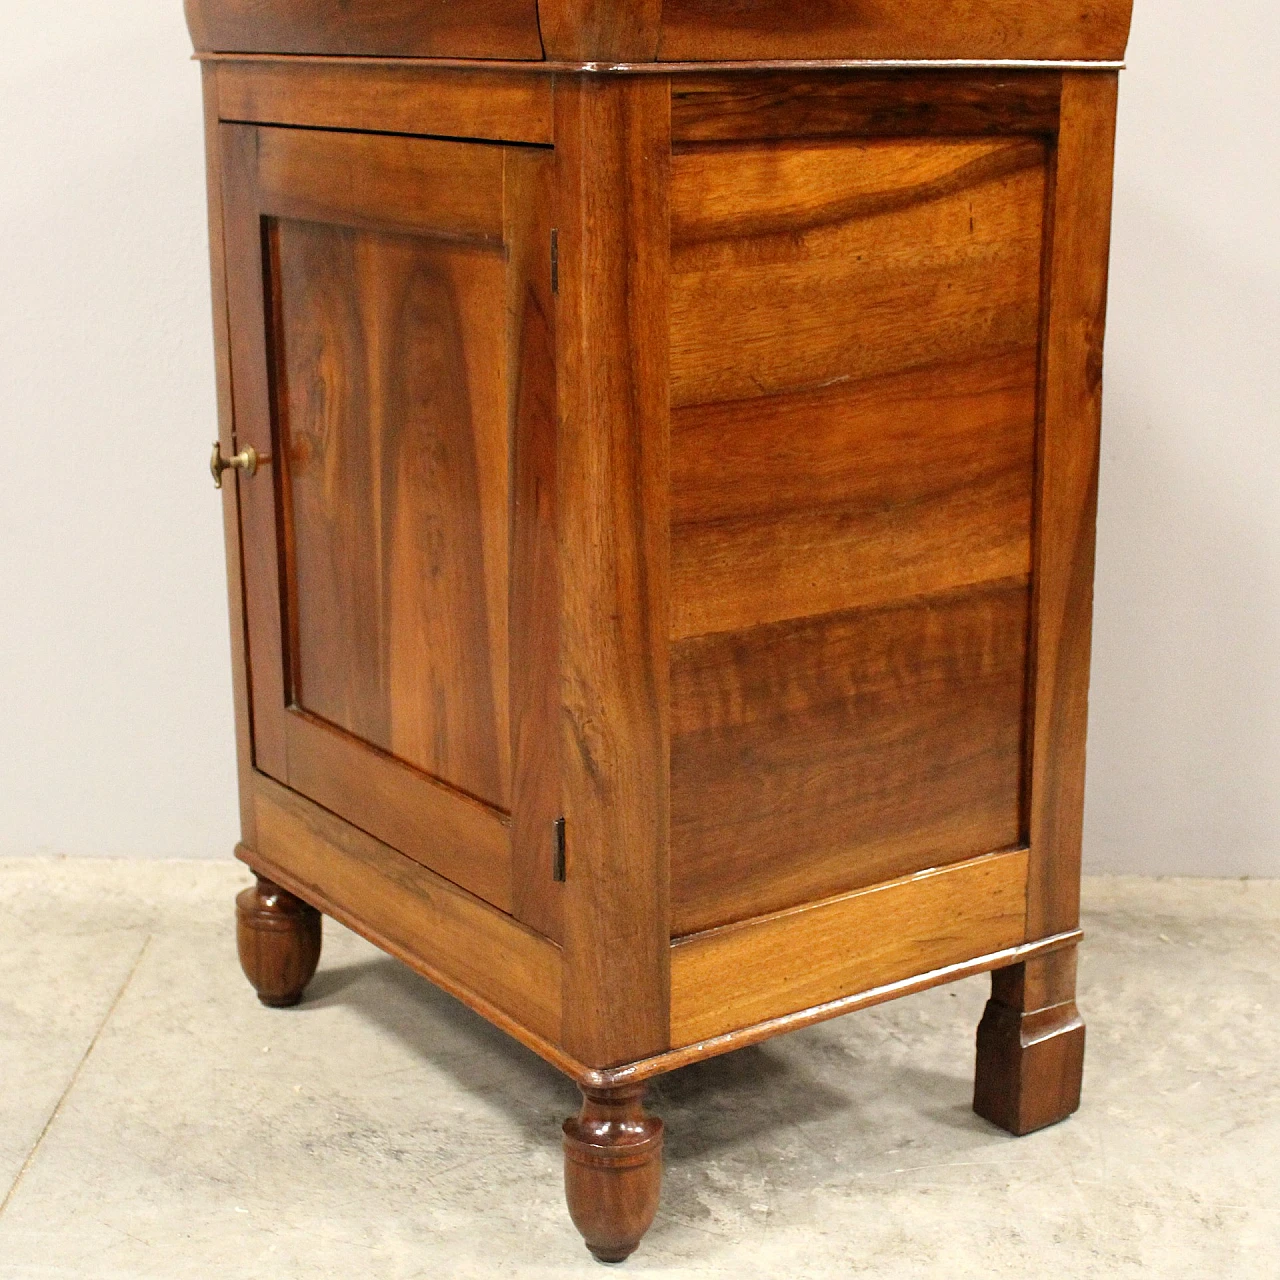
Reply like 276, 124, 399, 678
272, 218, 511, 809
219, 123, 557, 920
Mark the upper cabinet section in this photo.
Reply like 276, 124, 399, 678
651, 0, 1134, 65
183, 0, 545, 60
186, 0, 1132, 64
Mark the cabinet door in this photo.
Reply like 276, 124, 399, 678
219, 123, 558, 927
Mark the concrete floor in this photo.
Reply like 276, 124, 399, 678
0, 862, 1276, 1279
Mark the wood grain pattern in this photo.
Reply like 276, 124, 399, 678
670, 849, 1029, 1046
256, 127, 505, 245
505, 147, 564, 940
668, 129, 1045, 934
235, 874, 322, 1006
271, 216, 512, 810
563, 1085, 663, 1263
220, 123, 289, 782
554, 75, 672, 1067
672, 71, 1062, 144
215, 60, 554, 145
656, 0, 1134, 64
590, 929, 1079, 1089
1025, 73, 1119, 939
538, 0, 663, 61
671, 135, 1048, 409
671, 580, 1029, 934
249, 773, 561, 1044
283, 711, 513, 911
974, 947, 1085, 1134
187, 0, 1131, 63
672, 351, 1037, 638
191, 49, 1129, 1262
184, 0, 544, 60
219, 122, 564, 913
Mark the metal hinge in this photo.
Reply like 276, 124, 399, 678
553, 816, 566, 882
550, 229, 559, 295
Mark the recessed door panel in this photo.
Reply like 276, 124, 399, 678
272, 218, 511, 810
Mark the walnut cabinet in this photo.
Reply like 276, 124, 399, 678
189, 0, 1132, 1259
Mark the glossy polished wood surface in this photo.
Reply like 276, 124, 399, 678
250, 773, 563, 1044
563, 1085, 663, 1263
1027, 72, 1119, 940
655, 0, 1133, 64
669, 128, 1045, 932
671, 70, 1064, 143
187, 0, 1132, 63
275, 214, 511, 810
185, 0, 544, 60
671, 849, 1028, 1045
219, 120, 561, 917
554, 75, 673, 1069
199, 65, 257, 848
214, 58, 555, 145
235, 874, 322, 1007
974, 947, 1086, 1135
672, 585, 1030, 933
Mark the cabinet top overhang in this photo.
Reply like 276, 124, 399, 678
185, 0, 1134, 67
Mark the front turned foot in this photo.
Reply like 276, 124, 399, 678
563, 1084, 663, 1263
235, 875, 322, 1007
974, 948, 1085, 1136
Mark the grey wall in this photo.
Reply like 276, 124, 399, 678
0, 1, 1276, 872
0, 2, 238, 858
1085, 0, 1280, 874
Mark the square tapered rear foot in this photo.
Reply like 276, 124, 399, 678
973, 996, 1085, 1136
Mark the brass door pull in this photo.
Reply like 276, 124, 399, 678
210, 442, 260, 489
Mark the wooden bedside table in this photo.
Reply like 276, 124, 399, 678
188, 0, 1131, 1260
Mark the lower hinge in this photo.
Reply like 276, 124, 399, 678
553, 816, 566, 883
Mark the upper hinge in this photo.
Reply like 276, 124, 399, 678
550, 228, 559, 295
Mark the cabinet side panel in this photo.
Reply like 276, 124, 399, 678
673, 584, 1029, 935
670, 125, 1046, 935
555, 76, 672, 1066
1026, 73, 1118, 938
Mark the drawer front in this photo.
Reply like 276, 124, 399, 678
668, 79, 1050, 935
185, 0, 544, 60
656, 0, 1132, 63
219, 122, 559, 928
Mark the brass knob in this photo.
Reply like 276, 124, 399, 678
210, 442, 259, 489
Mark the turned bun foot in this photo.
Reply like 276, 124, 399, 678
974, 950, 1085, 1136
235, 874, 322, 1007
563, 1085, 663, 1263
